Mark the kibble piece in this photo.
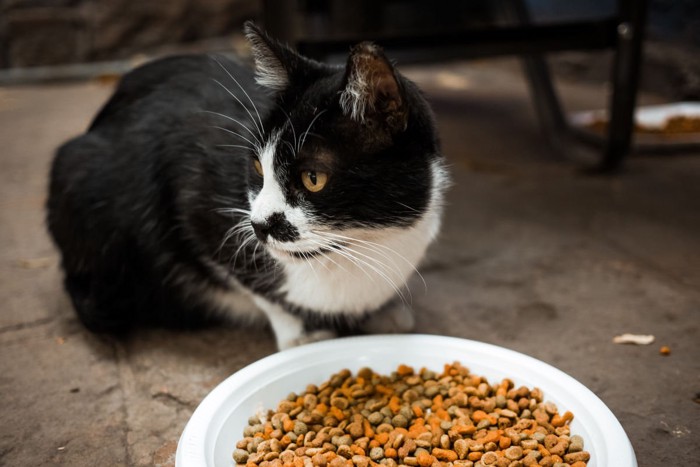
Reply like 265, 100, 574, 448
336, 445, 352, 458
392, 414, 408, 428
480, 451, 498, 465
568, 435, 584, 453
563, 451, 591, 463
369, 447, 384, 461
433, 447, 458, 462
504, 446, 523, 460
368, 411, 383, 425
233, 448, 249, 463
454, 439, 469, 460
416, 451, 435, 467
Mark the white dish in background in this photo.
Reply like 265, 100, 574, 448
176, 335, 637, 467
570, 101, 700, 129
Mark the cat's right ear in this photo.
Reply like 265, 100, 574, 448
244, 21, 308, 92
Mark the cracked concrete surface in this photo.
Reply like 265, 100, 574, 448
1, 59, 699, 466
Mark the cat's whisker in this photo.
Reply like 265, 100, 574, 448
217, 219, 253, 260
298, 109, 327, 152
211, 58, 265, 139
340, 243, 409, 295
312, 230, 427, 292
219, 217, 250, 242
300, 131, 324, 143
309, 234, 376, 282
313, 230, 407, 262
311, 232, 421, 302
281, 140, 296, 158
328, 236, 414, 289
218, 208, 254, 258
215, 207, 252, 215
311, 234, 394, 275
331, 244, 409, 306
252, 237, 263, 273
211, 78, 264, 141
226, 222, 254, 239
211, 126, 261, 151
302, 252, 319, 280
199, 110, 262, 147
396, 201, 421, 214
312, 231, 401, 272
325, 247, 380, 293
229, 232, 257, 271
340, 243, 412, 304
217, 144, 255, 152
304, 239, 345, 274
218, 224, 246, 252
278, 106, 299, 152
311, 232, 409, 305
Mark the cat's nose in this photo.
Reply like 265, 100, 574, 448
251, 213, 300, 243
251, 221, 269, 242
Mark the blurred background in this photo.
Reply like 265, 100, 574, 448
0, 0, 698, 101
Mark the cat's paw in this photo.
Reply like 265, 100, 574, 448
278, 329, 337, 350
360, 302, 415, 334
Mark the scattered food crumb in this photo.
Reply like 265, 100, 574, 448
16, 256, 57, 269
612, 333, 655, 345
55, 337, 65, 345
659, 345, 671, 356
659, 420, 691, 438
57, 446, 65, 451
70, 387, 80, 393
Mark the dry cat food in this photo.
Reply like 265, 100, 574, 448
233, 362, 590, 467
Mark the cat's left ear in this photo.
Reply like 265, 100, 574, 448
339, 43, 408, 134
244, 21, 317, 92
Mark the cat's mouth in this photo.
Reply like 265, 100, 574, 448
264, 241, 345, 261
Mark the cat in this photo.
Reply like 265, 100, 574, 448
47, 22, 448, 350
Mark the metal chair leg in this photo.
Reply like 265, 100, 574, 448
501, 0, 569, 153
600, 0, 648, 171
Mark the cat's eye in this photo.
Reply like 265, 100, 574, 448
301, 170, 328, 192
253, 159, 263, 176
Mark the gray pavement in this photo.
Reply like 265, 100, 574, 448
1, 59, 698, 466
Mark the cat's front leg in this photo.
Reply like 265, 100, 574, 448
252, 296, 336, 350
360, 300, 415, 335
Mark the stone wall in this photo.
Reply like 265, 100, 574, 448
0, 0, 260, 68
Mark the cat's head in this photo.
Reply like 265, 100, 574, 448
242, 22, 447, 263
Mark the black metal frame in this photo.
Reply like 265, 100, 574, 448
263, 0, 652, 171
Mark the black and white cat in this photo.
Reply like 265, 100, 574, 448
47, 23, 448, 349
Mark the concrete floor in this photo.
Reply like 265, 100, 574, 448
1, 59, 698, 466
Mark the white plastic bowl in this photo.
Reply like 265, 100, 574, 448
176, 335, 637, 467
